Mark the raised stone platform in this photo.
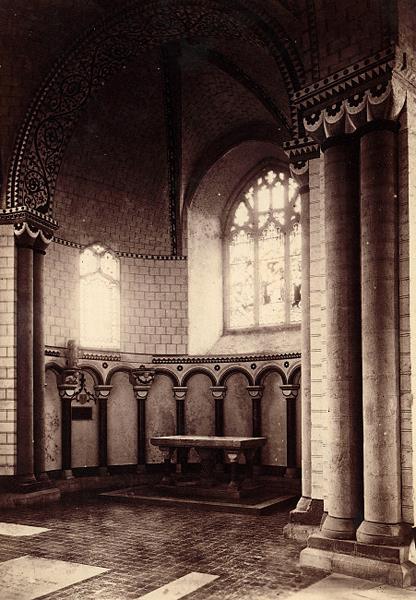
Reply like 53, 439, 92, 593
300, 533, 416, 588
101, 476, 300, 515
100, 484, 297, 515
0, 487, 61, 509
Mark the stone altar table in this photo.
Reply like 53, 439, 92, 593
151, 435, 267, 499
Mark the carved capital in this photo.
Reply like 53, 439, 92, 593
1, 206, 58, 235
247, 385, 264, 400
293, 48, 407, 145
131, 365, 155, 386
280, 384, 300, 399
94, 385, 113, 399
210, 386, 227, 400
133, 386, 151, 401
173, 386, 187, 401
14, 220, 54, 249
58, 369, 78, 400
283, 136, 320, 190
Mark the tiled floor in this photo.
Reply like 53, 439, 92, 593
0, 497, 324, 599
2, 498, 416, 600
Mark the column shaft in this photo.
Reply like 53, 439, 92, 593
286, 398, 297, 471
33, 247, 48, 480
321, 137, 363, 539
300, 186, 312, 499
16, 244, 36, 484
61, 398, 73, 477
356, 125, 411, 545
175, 396, 187, 468
98, 398, 108, 475
215, 400, 224, 436
137, 398, 146, 465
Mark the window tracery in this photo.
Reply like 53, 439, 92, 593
226, 168, 301, 329
80, 244, 120, 349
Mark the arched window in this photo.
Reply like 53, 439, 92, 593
225, 168, 301, 329
80, 244, 120, 349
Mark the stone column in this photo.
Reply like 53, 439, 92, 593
58, 372, 77, 479
211, 385, 226, 470
131, 367, 155, 472
173, 386, 188, 471
320, 135, 363, 540
95, 385, 112, 477
210, 386, 226, 436
247, 385, 263, 465
281, 384, 300, 478
133, 385, 149, 469
298, 166, 312, 505
33, 234, 51, 482
356, 122, 411, 546
15, 225, 36, 487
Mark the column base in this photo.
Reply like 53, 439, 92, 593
283, 498, 324, 543
61, 469, 74, 480
300, 533, 416, 588
321, 514, 358, 540
356, 520, 412, 546
35, 473, 55, 489
36, 472, 52, 483
15, 475, 53, 494
97, 466, 109, 477
285, 467, 300, 479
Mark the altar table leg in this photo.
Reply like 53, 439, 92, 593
195, 447, 216, 486
241, 448, 256, 489
226, 451, 240, 489
160, 447, 176, 485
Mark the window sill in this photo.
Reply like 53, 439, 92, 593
224, 323, 301, 336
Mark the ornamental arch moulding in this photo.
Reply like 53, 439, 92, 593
7, 0, 305, 217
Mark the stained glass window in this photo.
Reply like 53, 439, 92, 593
226, 168, 301, 329
80, 244, 120, 349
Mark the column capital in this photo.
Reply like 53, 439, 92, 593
58, 369, 78, 400
173, 386, 187, 400
280, 384, 300, 399
291, 48, 406, 146
14, 221, 54, 250
94, 385, 113, 400
131, 365, 155, 386
0, 206, 58, 234
246, 385, 264, 400
210, 386, 227, 400
284, 137, 320, 191
133, 386, 151, 400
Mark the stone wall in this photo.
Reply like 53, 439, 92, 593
121, 257, 187, 356
44, 242, 188, 355
0, 225, 16, 475
43, 355, 301, 470
44, 243, 79, 349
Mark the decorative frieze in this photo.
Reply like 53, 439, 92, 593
152, 352, 301, 364
81, 352, 121, 362
290, 47, 407, 144
0, 206, 58, 235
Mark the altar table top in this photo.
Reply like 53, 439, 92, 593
150, 435, 267, 450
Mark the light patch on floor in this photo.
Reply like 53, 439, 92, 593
0, 522, 50, 537
0, 555, 108, 600
139, 572, 219, 600
289, 574, 416, 600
